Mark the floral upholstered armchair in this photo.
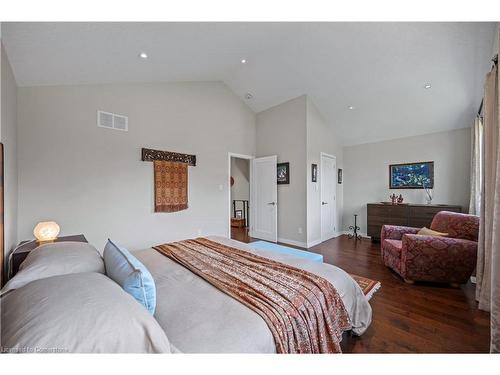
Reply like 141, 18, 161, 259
380, 211, 479, 285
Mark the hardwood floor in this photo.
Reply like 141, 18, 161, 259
231, 228, 490, 353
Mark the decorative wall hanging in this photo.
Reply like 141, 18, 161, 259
142, 148, 196, 213
154, 161, 188, 212
389, 161, 434, 189
142, 147, 196, 166
338, 169, 343, 184
277, 162, 290, 185
311, 164, 318, 182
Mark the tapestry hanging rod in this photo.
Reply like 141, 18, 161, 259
141, 148, 196, 166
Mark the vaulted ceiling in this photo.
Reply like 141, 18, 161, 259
2, 22, 496, 145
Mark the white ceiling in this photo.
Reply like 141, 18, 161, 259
2, 22, 496, 145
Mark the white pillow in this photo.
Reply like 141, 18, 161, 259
2, 241, 104, 293
1, 272, 171, 353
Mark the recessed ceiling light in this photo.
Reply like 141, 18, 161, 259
424, 84, 432, 89
245, 93, 253, 100
139, 52, 148, 60
240, 59, 247, 64
348, 106, 355, 110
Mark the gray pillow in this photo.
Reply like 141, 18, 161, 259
0, 272, 171, 353
2, 241, 104, 292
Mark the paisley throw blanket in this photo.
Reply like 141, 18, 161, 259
154, 238, 351, 353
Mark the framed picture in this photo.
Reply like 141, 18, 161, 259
311, 164, 317, 182
338, 168, 343, 184
277, 162, 290, 184
389, 161, 434, 189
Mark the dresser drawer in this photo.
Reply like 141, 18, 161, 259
367, 216, 408, 226
408, 206, 461, 228
366, 203, 461, 241
367, 204, 408, 218
367, 204, 409, 240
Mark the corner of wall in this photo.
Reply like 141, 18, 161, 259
1, 41, 19, 277
304, 96, 345, 246
219, 81, 258, 117
255, 95, 308, 244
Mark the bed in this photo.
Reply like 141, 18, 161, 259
133, 236, 372, 353
1, 236, 372, 353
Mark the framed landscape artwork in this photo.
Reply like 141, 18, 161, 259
389, 161, 434, 189
277, 162, 290, 184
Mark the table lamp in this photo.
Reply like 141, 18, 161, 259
33, 221, 60, 243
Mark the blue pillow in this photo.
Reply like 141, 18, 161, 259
103, 239, 156, 315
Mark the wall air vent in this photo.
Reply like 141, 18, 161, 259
97, 110, 128, 131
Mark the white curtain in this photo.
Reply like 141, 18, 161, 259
469, 116, 483, 215
475, 55, 500, 353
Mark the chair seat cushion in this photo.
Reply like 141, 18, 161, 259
382, 239, 403, 274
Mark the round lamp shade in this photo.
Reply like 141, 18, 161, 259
33, 221, 60, 242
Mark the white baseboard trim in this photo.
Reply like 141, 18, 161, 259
250, 234, 308, 249
306, 239, 323, 248
306, 232, 353, 248
277, 237, 308, 249
339, 230, 371, 239
255, 232, 372, 250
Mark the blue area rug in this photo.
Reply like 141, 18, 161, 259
249, 241, 323, 263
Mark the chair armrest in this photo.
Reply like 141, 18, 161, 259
381, 225, 419, 241
401, 234, 477, 283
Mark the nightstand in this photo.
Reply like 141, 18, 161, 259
8, 234, 87, 280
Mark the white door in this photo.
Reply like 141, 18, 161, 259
321, 154, 337, 242
251, 155, 277, 242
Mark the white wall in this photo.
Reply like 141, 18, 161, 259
342, 128, 471, 234
306, 98, 343, 246
256, 96, 307, 245
17, 82, 256, 251
1, 43, 18, 268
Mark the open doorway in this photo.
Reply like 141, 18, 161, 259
229, 155, 252, 242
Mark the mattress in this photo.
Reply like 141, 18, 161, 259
134, 236, 372, 353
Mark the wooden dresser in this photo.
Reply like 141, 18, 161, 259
367, 203, 462, 241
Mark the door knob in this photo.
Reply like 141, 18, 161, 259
322, 202, 328, 205
267, 202, 276, 206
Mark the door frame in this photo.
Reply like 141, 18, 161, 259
320, 152, 337, 242
227, 152, 254, 238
